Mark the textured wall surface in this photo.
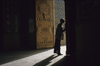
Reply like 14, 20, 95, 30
1, 0, 36, 50
54, 0, 65, 27
2, 0, 20, 50
36, 0, 54, 49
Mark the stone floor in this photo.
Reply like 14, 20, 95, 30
0, 45, 76, 66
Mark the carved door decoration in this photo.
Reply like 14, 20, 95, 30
36, 0, 54, 49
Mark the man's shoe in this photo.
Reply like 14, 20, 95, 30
58, 53, 63, 56
54, 51, 57, 53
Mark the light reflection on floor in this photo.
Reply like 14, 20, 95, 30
0, 45, 66, 66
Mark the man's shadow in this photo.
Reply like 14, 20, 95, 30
33, 54, 58, 66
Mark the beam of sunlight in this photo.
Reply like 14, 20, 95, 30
0, 45, 66, 66
46, 46, 66, 66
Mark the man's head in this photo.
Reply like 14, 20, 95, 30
60, 18, 65, 24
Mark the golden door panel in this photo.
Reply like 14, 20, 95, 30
36, 0, 54, 49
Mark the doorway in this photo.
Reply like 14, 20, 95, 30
54, 0, 66, 46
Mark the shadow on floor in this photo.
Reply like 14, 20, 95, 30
52, 56, 76, 66
0, 48, 53, 65
33, 55, 76, 66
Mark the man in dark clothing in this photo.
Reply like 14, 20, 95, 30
54, 18, 66, 55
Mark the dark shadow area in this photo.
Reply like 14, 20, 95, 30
33, 55, 76, 66
52, 55, 76, 66
33, 55, 58, 66
0, 48, 53, 65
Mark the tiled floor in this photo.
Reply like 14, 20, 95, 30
0, 45, 76, 66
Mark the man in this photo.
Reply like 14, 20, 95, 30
54, 18, 66, 55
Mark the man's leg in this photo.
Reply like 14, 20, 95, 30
54, 38, 57, 53
57, 40, 62, 55
57, 40, 60, 54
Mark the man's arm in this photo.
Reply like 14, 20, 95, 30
62, 25, 66, 32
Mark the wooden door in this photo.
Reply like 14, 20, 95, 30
65, 0, 76, 55
36, 0, 54, 49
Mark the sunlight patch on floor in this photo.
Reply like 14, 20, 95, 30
0, 45, 66, 66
